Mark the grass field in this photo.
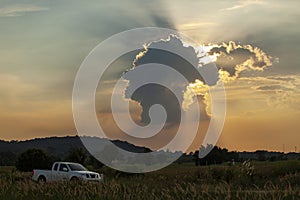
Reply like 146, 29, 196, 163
0, 160, 299, 200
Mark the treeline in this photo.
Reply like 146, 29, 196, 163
13, 148, 103, 172
1, 145, 300, 171
176, 145, 239, 166
176, 145, 300, 166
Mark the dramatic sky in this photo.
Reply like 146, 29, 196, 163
0, 0, 299, 152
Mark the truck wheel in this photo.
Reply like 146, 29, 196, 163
70, 176, 79, 183
37, 176, 46, 183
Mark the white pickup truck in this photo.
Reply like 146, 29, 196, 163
32, 162, 103, 183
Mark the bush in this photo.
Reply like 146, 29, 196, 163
15, 148, 51, 172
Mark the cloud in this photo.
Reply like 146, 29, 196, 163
124, 36, 213, 124
241, 75, 297, 91
268, 76, 295, 82
182, 41, 277, 116
221, 0, 266, 11
206, 41, 277, 80
123, 36, 279, 124
255, 85, 292, 91
238, 75, 300, 111
0, 4, 49, 17
182, 80, 211, 118
255, 77, 299, 110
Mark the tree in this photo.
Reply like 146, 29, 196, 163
197, 145, 239, 166
87, 155, 104, 169
193, 150, 199, 166
16, 148, 51, 172
65, 147, 87, 164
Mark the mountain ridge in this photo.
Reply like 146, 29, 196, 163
0, 136, 152, 156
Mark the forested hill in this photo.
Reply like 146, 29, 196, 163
0, 136, 151, 157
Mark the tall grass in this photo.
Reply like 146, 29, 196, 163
0, 160, 299, 200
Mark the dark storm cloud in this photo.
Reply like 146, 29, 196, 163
209, 47, 255, 76
122, 38, 278, 124
124, 36, 216, 124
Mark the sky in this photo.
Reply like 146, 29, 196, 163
0, 0, 299, 152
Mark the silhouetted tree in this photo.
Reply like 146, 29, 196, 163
197, 145, 239, 166
193, 150, 199, 166
256, 150, 267, 161
65, 147, 86, 164
16, 148, 51, 172
87, 155, 104, 169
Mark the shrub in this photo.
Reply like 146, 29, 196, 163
15, 148, 51, 172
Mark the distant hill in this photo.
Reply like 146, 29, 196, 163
1, 136, 299, 166
0, 136, 151, 157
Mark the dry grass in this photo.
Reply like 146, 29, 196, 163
0, 160, 299, 200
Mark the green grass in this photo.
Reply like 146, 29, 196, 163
0, 160, 300, 200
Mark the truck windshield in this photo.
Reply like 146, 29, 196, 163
68, 163, 87, 171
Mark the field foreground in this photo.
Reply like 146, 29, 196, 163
0, 160, 299, 200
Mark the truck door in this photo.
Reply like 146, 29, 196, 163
58, 163, 69, 181
52, 163, 59, 181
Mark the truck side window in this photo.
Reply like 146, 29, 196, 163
53, 163, 58, 171
59, 164, 68, 172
